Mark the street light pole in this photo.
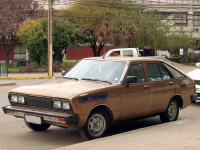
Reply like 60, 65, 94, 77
48, 0, 53, 77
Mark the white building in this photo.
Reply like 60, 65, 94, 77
34, 0, 76, 10
132, 0, 200, 38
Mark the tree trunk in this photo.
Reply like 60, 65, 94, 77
97, 42, 104, 56
90, 38, 97, 57
5, 51, 10, 67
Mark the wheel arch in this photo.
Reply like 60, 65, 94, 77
86, 105, 115, 126
170, 95, 183, 109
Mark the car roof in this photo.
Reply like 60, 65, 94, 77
84, 56, 164, 63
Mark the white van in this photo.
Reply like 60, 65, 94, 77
103, 48, 140, 58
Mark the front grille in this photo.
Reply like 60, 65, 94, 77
194, 80, 200, 85
25, 95, 53, 108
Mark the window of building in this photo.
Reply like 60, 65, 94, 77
174, 14, 187, 25
14, 44, 26, 60
193, 13, 200, 26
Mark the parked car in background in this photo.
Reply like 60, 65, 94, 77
2, 57, 196, 140
103, 48, 140, 57
187, 63, 200, 103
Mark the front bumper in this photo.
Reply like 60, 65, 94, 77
191, 94, 198, 102
196, 93, 200, 100
2, 105, 79, 125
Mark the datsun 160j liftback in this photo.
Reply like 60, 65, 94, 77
2, 57, 197, 140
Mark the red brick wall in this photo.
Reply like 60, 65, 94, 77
66, 46, 113, 60
0, 45, 14, 61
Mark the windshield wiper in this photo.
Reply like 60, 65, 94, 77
64, 77, 78, 81
81, 78, 112, 84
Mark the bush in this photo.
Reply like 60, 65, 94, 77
25, 64, 36, 73
62, 65, 68, 71
191, 53, 200, 63
19, 67, 26, 73
53, 61, 61, 72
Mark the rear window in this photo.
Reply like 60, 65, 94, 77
163, 63, 185, 78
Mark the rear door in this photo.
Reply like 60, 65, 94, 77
145, 63, 176, 113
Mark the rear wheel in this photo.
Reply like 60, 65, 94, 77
160, 100, 179, 123
79, 108, 110, 140
25, 121, 51, 131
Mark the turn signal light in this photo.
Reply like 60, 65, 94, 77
6, 110, 13, 114
58, 118, 65, 123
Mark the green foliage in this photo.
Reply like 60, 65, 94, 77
58, 0, 167, 55
17, 18, 86, 65
165, 34, 196, 55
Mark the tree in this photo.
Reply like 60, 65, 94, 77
17, 18, 86, 65
58, 0, 167, 56
97, 21, 113, 55
0, 0, 43, 66
58, 0, 117, 56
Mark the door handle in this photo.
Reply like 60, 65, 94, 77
169, 82, 174, 85
180, 84, 186, 87
144, 85, 149, 89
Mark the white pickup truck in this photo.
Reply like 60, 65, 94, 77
103, 48, 140, 57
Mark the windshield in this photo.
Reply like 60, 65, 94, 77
64, 59, 126, 84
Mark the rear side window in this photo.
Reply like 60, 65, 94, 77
158, 64, 171, 80
146, 63, 162, 81
163, 63, 185, 78
127, 63, 146, 82
123, 50, 133, 57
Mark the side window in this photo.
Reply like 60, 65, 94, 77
163, 63, 186, 78
146, 63, 162, 81
158, 64, 171, 80
127, 63, 146, 82
123, 50, 133, 57
109, 51, 120, 57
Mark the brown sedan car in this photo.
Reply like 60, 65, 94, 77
2, 57, 196, 139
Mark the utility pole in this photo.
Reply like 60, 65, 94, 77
48, 0, 53, 77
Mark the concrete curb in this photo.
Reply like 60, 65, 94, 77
0, 82, 16, 86
0, 76, 54, 80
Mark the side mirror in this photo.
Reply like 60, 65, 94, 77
62, 70, 66, 76
126, 76, 137, 87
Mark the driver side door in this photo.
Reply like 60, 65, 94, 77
120, 63, 151, 120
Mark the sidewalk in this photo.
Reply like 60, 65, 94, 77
55, 119, 200, 150
0, 72, 62, 80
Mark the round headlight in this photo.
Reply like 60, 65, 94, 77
11, 95, 18, 103
53, 101, 62, 109
18, 96, 25, 104
62, 102, 70, 110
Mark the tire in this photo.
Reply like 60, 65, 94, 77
25, 121, 51, 131
191, 100, 196, 103
160, 100, 179, 123
79, 108, 110, 140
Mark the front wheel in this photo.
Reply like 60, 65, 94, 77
25, 121, 51, 131
160, 100, 179, 123
79, 108, 110, 140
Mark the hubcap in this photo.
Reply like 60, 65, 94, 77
167, 101, 177, 121
88, 114, 106, 137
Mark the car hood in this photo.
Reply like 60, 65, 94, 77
10, 80, 114, 99
187, 69, 200, 80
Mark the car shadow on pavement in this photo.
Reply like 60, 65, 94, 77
107, 116, 161, 136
